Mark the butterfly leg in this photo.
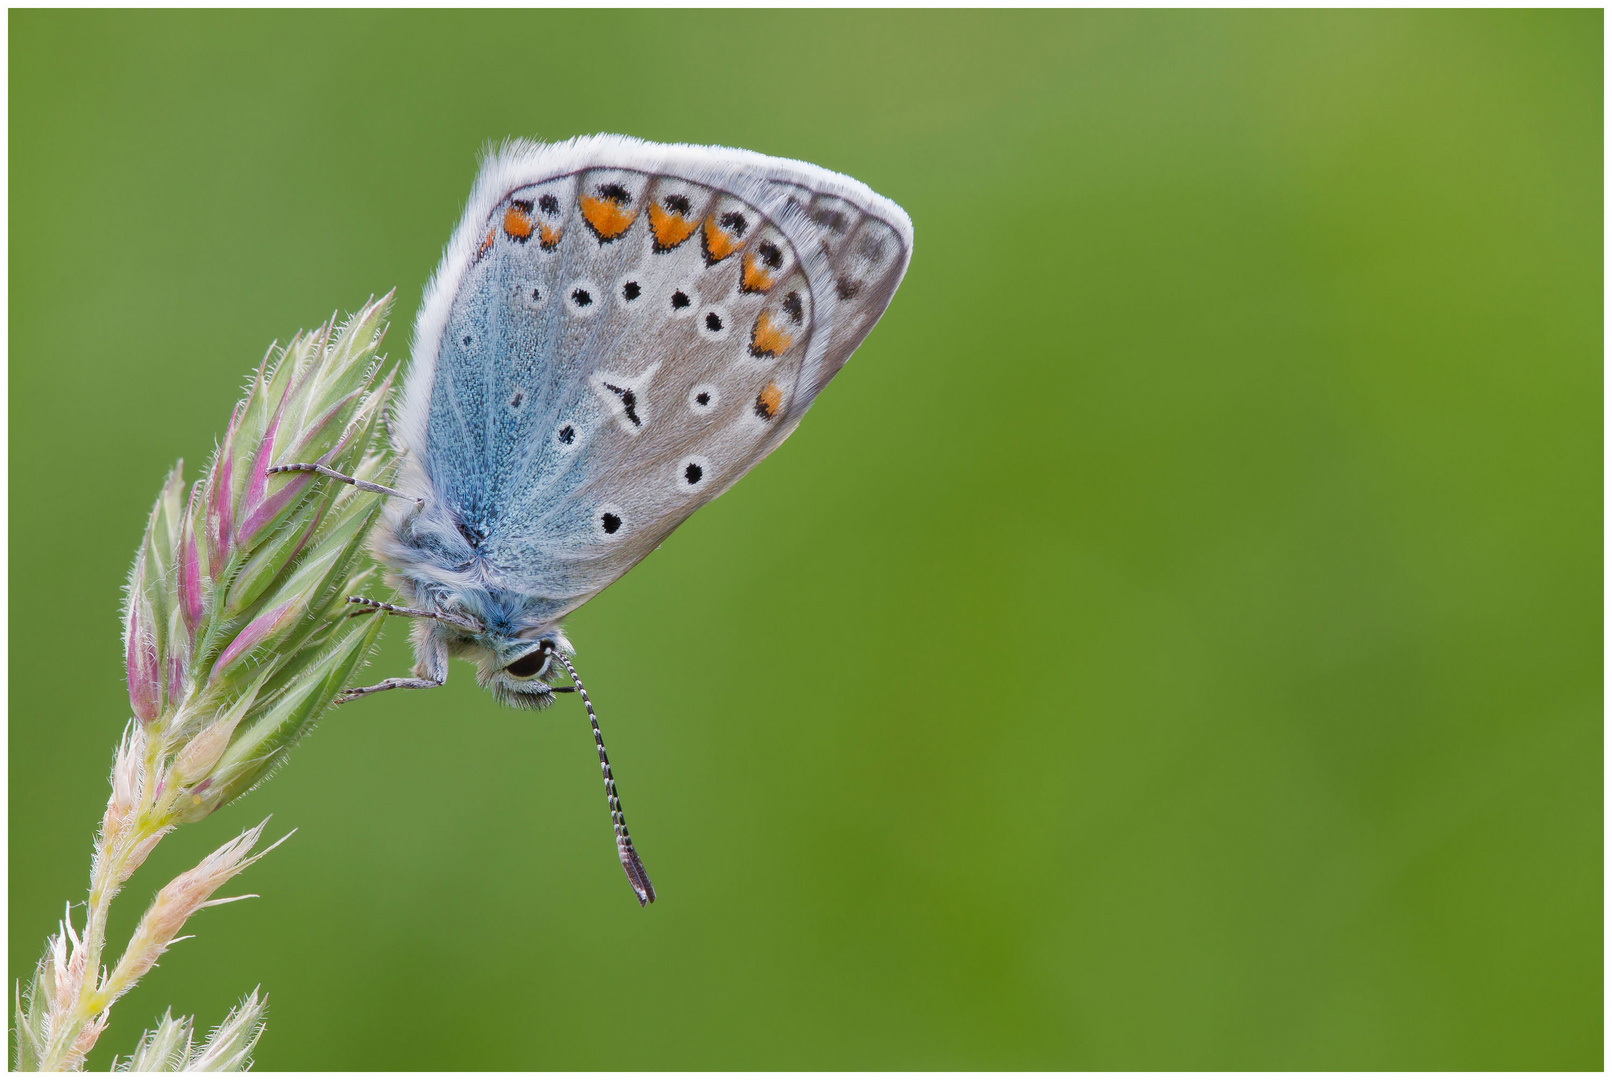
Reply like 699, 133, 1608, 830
335, 676, 442, 704
335, 622, 450, 705
345, 594, 482, 635
267, 462, 423, 505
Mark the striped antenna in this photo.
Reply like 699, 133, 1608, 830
553, 650, 656, 906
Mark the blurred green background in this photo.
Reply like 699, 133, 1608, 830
9, 9, 1601, 1070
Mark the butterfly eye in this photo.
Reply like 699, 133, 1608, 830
505, 646, 551, 679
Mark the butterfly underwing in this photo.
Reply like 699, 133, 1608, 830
326, 135, 911, 903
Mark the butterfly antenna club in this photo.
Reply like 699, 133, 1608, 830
553, 650, 656, 906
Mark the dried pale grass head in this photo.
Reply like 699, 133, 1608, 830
105, 822, 292, 998
112, 990, 269, 1073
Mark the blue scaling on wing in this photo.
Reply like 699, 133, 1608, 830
414, 147, 909, 627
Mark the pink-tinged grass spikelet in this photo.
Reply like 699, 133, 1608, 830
16, 296, 400, 1071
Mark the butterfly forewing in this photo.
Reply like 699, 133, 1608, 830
405, 136, 911, 622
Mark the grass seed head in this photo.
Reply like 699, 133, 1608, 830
119, 294, 399, 822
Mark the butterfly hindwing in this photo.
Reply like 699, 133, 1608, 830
399, 136, 912, 624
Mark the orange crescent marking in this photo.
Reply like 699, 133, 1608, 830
741, 252, 774, 293
750, 311, 794, 357
579, 194, 638, 240
539, 223, 562, 249
503, 205, 534, 241
703, 214, 741, 262
648, 203, 699, 250
756, 381, 782, 419
477, 227, 497, 258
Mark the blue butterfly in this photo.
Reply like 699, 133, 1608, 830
276, 135, 911, 903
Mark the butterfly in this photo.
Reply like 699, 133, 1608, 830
272, 135, 911, 904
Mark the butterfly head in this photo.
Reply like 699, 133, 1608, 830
381, 556, 578, 709
429, 605, 573, 710
452, 631, 567, 709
